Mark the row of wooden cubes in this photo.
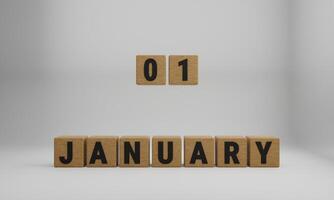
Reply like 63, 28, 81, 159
136, 55, 198, 85
54, 136, 279, 168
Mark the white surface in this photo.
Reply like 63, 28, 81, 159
1, 1, 334, 199
291, 0, 334, 153
0, 0, 291, 147
1, 145, 333, 200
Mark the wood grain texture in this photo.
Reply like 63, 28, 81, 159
152, 136, 181, 167
86, 136, 118, 167
119, 136, 150, 167
247, 136, 280, 167
216, 136, 247, 167
54, 136, 87, 167
136, 55, 166, 85
169, 55, 198, 85
184, 136, 214, 167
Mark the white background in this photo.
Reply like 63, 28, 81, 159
0, 0, 334, 199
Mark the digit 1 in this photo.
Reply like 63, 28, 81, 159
144, 58, 157, 81
178, 59, 188, 81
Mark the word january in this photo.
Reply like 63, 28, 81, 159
54, 136, 279, 168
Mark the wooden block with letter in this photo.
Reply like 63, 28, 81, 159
136, 55, 166, 85
247, 136, 280, 167
216, 136, 247, 167
152, 136, 181, 167
119, 136, 150, 167
184, 136, 214, 167
54, 136, 87, 167
169, 55, 198, 85
86, 136, 118, 167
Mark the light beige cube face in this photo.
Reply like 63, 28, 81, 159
119, 136, 150, 167
86, 136, 118, 167
216, 136, 247, 167
152, 136, 182, 167
136, 55, 166, 85
247, 136, 280, 167
54, 136, 87, 167
184, 136, 215, 167
169, 55, 198, 85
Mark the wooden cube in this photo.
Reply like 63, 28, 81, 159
136, 55, 166, 85
152, 136, 182, 167
86, 136, 118, 167
119, 136, 150, 167
216, 136, 247, 167
247, 136, 280, 167
169, 55, 198, 85
54, 136, 87, 167
184, 136, 214, 167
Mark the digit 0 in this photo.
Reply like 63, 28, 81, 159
144, 58, 158, 81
